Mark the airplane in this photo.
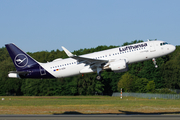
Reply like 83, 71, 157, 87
5, 40, 176, 80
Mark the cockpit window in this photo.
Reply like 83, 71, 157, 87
160, 42, 168, 46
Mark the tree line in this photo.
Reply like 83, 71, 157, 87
0, 40, 179, 96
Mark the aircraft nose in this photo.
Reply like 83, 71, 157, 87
172, 45, 176, 52
169, 45, 176, 53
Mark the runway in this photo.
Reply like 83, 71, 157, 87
0, 114, 180, 120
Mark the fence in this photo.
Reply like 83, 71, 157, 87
112, 92, 180, 99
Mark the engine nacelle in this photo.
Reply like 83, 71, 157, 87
109, 59, 128, 73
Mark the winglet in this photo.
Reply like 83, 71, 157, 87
62, 46, 74, 57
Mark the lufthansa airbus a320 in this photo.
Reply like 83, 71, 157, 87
5, 40, 176, 80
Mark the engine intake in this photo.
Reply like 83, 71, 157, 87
109, 59, 128, 73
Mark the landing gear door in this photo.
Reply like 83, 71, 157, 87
39, 66, 46, 76
149, 41, 156, 52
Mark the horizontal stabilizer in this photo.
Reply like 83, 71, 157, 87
9, 71, 30, 75
8, 71, 30, 78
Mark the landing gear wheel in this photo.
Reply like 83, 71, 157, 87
152, 58, 158, 68
96, 75, 102, 81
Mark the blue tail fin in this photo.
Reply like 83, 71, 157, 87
5, 43, 39, 71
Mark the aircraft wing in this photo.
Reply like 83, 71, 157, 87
62, 46, 108, 66
72, 55, 108, 65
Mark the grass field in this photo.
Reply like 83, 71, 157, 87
0, 96, 180, 114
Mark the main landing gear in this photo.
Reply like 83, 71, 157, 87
96, 67, 103, 80
152, 58, 158, 68
96, 75, 102, 81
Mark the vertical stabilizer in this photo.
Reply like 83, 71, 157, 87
5, 43, 39, 71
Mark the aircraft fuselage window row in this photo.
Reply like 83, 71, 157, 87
51, 62, 77, 69
51, 46, 147, 70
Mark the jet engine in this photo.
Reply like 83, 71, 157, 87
109, 59, 128, 73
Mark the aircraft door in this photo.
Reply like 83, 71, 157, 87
149, 42, 156, 52
39, 66, 46, 76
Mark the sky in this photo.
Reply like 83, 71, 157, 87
0, 0, 180, 53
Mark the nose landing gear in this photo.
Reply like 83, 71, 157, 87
152, 58, 158, 68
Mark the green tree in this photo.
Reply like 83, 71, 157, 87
117, 72, 136, 92
146, 80, 155, 93
134, 78, 148, 93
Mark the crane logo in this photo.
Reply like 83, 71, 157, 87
14, 54, 28, 68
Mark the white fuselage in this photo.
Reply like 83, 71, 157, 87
40, 40, 176, 78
